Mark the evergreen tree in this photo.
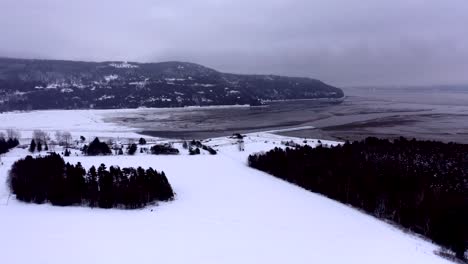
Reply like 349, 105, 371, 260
98, 164, 114, 208
0, 138, 8, 154
85, 166, 99, 207
157, 171, 174, 201
126, 167, 139, 208
81, 144, 88, 155
64, 148, 71, 156
66, 162, 86, 204
127, 143, 137, 155
7, 138, 19, 149
87, 137, 112, 156
189, 147, 200, 155
29, 139, 36, 152
37, 141, 42, 152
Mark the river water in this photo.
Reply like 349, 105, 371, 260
104, 86, 468, 143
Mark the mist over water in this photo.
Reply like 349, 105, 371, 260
104, 86, 468, 143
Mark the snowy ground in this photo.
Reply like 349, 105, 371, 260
0, 110, 452, 264
0, 109, 141, 139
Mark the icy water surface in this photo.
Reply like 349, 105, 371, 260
103, 86, 468, 143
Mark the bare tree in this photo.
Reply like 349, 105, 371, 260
48, 140, 57, 151
54, 131, 72, 147
238, 139, 245, 152
62, 132, 72, 148
33, 130, 48, 144
6, 129, 21, 140
55, 131, 62, 143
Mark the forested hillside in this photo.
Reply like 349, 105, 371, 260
248, 137, 467, 260
0, 58, 343, 110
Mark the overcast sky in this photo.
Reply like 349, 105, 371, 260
0, 0, 467, 87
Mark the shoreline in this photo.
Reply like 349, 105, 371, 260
0, 97, 346, 115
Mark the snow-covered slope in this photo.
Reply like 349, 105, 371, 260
0, 110, 452, 264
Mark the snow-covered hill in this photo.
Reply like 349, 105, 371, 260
0, 57, 344, 111
0, 110, 452, 264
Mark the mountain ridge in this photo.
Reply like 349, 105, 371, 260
0, 57, 344, 110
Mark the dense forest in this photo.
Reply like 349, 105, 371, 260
248, 137, 467, 260
8, 153, 174, 209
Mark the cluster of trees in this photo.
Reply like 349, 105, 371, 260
8, 153, 175, 209
29, 139, 49, 152
282, 140, 300, 148
82, 138, 112, 156
0, 130, 19, 154
183, 140, 217, 155
54, 131, 72, 147
189, 147, 200, 155
27, 130, 75, 153
150, 144, 179, 155
127, 143, 138, 155
201, 144, 217, 155
27, 129, 73, 153
248, 137, 467, 260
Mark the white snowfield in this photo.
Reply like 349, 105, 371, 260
0, 110, 452, 264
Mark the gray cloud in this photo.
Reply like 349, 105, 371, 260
0, 0, 467, 86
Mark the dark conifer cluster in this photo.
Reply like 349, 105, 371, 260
138, 138, 147, 145
8, 153, 175, 209
189, 147, 200, 155
248, 137, 467, 260
196, 140, 217, 155
189, 140, 217, 155
82, 137, 112, 156
190, 140, 203, 148
189, 140, 202, 155
201, 145, 217, 155
0, 137, 19, 154
150, 144, 179, 155
29, 139, 49, 152
127, 143, 138, 155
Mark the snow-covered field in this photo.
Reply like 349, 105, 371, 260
0, 110, 452, 264
0, 109, 140, 139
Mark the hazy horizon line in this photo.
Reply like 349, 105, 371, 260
1, 55, 467, 89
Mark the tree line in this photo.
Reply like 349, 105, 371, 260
0, 137, 19, 154
248, 137, 467, 260
8, 153, 175, 209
